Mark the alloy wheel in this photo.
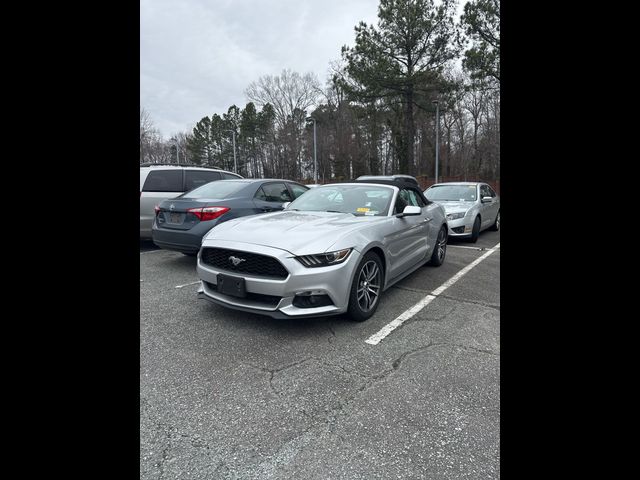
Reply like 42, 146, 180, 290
437, 227, 447, 261
357, 260, 381, 312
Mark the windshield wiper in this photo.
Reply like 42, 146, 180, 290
326, 210, 355, 215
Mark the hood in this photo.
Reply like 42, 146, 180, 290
203, 210, 385, 255
435, 200, 474, 213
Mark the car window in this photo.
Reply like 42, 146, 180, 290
395, 188, 422, 213
254, 187, 267, 201
260, 183, 292, 202
222, 172, 241, 179
409, 189, 425, 207
184, 170, 221, 191
142, 170, 183, 192
487, 186, 497, 197
182, 180, 246, 199
289, 183, 309, 199
480, 185, 491, 198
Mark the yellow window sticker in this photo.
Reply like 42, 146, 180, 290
356, 207, 370, 212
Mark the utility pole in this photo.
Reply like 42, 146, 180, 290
226, 129, 237, 173
306, 116, 317, 183
432, 100, 440, 183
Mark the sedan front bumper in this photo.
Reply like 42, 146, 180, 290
446, 217, 474, 238
196, 240, 361, 318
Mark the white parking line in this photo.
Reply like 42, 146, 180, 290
140, 249, 162, 255
175, 281, 200, 289
365, 243, 500, 345
448, 245, 488, 250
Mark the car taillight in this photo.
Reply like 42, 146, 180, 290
186, 206, 230, 221
154, 205, 160, 215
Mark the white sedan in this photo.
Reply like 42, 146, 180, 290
424, 182, 500, 242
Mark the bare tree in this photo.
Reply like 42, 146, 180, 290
140, 107, 155, 162
169, 131, 191, 164
246, 69, 321, 177
245, 69, 320, 129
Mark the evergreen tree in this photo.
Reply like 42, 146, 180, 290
461, 0, 500, 83
341, 0, 461, 173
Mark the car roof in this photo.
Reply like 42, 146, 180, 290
218, 178, 306, 184
319, 182, 398, 189
139, 164, 238, 174
352, 178, 422, 190
428, 182, 481, 187
356, 174, 419, 186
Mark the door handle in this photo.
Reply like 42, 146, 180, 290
423, 217, 432, 223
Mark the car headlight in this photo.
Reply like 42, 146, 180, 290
295, 248, 352, 268
446, 212, 466, 220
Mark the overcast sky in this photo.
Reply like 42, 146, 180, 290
141, 0, 466, 138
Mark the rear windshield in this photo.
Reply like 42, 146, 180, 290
182, 181, 246, 199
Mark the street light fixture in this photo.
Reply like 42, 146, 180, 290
306, 116, 317, 183
226, 129, 237, 174
432, 99, 440, 184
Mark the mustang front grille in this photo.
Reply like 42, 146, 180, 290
201, 247, 289, 279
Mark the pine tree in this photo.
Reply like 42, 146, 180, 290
341, 0, 461, 173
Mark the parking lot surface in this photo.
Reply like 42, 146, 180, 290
140, 231, 500, 479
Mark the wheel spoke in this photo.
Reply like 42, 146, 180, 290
368, 265, 378, 281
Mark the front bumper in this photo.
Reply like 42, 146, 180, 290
196, 240, 360, 318
446, 217, 474, 237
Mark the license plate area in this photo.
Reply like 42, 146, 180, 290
217, 273, 246, 298
169, 212, 183, 224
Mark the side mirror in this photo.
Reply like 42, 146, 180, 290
282, 202, 291, 209
481, 196, 493, 203
397, 205, 422, 217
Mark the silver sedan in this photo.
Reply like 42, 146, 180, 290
196, 181, 448, 321
424, 182, 500, 242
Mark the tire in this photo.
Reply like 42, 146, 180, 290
428, 225, 448, 266
468, 216, 481, 243
347, 252, 384, 322
490, 210, 500, 231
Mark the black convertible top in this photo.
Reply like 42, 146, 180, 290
353, 178, 431, 205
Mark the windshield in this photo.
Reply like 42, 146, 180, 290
182, 180, 246, 199
288, 185, 394, 216
425, 185, 477, 202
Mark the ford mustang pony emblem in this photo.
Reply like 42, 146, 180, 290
228, 256, 246, 266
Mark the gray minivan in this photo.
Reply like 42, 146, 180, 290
140, 164, 242, 238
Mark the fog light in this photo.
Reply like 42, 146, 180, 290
293, 292, 333, 308
464, 225, 472, 232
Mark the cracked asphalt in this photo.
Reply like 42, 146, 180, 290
140, 230, 500, 479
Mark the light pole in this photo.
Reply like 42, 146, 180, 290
306, 116, 317, 183
226, 129, 237, 174
432, 100, 440, 183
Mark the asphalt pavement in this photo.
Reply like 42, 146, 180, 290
140, 230, 500, 479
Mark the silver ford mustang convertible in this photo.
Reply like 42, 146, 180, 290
196, 179, 448, 321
